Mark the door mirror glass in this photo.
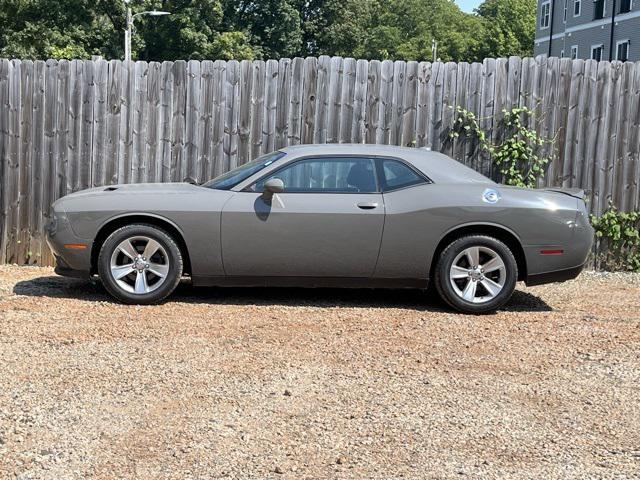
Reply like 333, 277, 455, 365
262, 177, 284, 200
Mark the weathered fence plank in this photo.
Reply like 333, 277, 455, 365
1, 56, 640, 265
287, 57, 304, 146
159, 61, 173, 182
29, 60, 44, 265
463, 61, 482, 167
224, 60, 240, 172
479, 58, 495, 178
105, 60, 120, 185
378, 60, 394, 145
365, 60, 381, 144
339, 57, 356, 144
326, 56, 343, 144
17, 60, 33, 265
92, 59, 108, 188
628, 62, 640, 211
275, 58, 292, 150
146, 62, 162, 183
5, 59, 21, 263
213, 60, 227, 176
41, 59, 59, 266
301, 57, 317, 146
0, 60, 8, 263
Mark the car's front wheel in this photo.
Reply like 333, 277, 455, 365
97, 224, 183, 304
434, 235, 517, 314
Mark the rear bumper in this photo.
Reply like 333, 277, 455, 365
525, 262, 586, 286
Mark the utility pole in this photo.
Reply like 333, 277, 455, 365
123, 0, 171, 62
431, 39, 438, 62
124, 0, 132, 62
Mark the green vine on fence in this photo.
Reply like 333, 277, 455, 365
590, 205, 640, 272
449, 106, 552, 188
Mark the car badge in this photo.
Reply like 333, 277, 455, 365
482, 188, 501, 204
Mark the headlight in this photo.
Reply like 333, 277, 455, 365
46, 212, 58, 237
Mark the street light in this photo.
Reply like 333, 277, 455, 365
124, 0, 171, 62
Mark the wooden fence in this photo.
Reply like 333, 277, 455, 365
1, 56, 639, 265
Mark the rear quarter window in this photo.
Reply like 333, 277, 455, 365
381, 159, 428, 192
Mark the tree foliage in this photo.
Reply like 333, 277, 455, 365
0, 0, 536, 62
476, 0, 537, 58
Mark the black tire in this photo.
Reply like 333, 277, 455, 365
434, 235, 518, 314
97, 224, 183, 305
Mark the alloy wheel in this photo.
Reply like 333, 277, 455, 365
109, 236, 170, 295
449, 246, 506, 304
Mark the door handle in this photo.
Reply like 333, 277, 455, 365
357, 202, 379, 210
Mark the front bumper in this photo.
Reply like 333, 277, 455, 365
46, 209, 92, 278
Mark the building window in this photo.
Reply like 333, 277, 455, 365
574, 0, 581, 15
571, 45, 579, 59
540, 1, 551, 28
563, 0, 568, 21
616, 40, 630, 62
591, 44, 604, 61
594, 0, 606, 19
619, 0, 632, 13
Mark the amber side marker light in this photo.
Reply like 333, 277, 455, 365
540, 249, 564, 255
64, 244, 88, 250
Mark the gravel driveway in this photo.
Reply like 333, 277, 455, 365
1, 266, 639, 479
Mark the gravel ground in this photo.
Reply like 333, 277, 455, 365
0, 266, 639, 480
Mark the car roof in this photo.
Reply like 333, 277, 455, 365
279, 144, 493, 184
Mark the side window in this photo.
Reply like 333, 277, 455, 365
380, 159, 427, 192
252, 157, 378, 193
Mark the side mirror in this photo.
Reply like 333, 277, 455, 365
262, 178, 284, 201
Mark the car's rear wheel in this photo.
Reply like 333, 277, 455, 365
434, 235, 517, 314
97, 224, 183, 304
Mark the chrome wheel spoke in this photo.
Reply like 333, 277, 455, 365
134, 270, 149, 294
480, 278, 502, 298
465, 247, 480, 268
481, 256, 505, 274
450, 265, 470, 279
147, 262, 169, 278
119, 239, 139, 260
462, 279, 477, 301
143, 239, 161, 260
111, 263, 134, 280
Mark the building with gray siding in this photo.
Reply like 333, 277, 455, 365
534, 0, 640, 61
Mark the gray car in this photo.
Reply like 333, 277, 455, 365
46, 144, 593, 313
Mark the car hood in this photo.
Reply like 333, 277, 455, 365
61, 182, 204, 199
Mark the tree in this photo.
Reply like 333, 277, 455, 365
0, 0, 257, 61
0, 0, 536, 62
136, 0, 256, 60
300, 0, 378, 58
476, 0, 536, 58
357, 0, 486, 62
222, 0, 302, 59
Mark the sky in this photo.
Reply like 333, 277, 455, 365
456, 0, 482, 13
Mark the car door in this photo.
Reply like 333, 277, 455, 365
221, 156, 385, 277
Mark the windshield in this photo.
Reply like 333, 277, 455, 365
202, 151, 286, 190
